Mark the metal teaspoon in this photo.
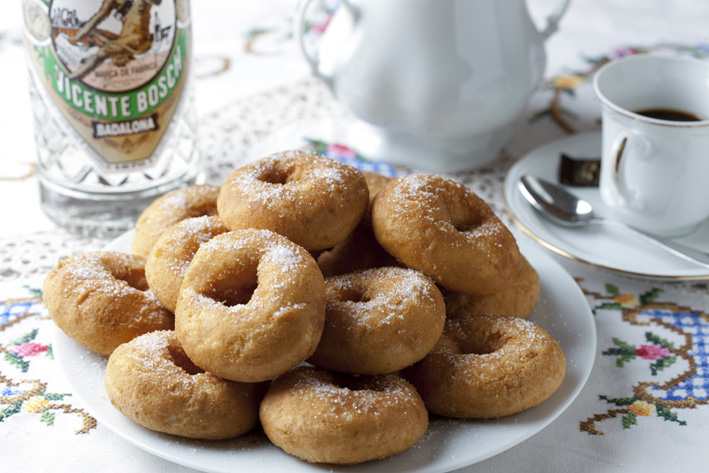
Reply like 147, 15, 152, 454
518, 174, 709, 268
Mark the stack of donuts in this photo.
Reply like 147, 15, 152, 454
44, 150, 566, 465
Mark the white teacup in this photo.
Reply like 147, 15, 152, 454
593, 55, 709, 237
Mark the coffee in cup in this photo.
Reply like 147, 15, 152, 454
593, 55, 709, 237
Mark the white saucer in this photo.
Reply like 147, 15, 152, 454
504, 131, 709, 279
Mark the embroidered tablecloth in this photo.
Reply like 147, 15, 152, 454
2, 1, 709, 471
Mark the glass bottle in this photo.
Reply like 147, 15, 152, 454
21, 0, 202, 238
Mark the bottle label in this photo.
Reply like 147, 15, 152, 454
22, 0, 192, 170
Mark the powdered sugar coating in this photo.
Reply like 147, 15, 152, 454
132, 184, 220, 258
175, 229, 326, 383
105, 330, 265, 440
217, 151, 369, 251
289, 367, 422, 416
43, 251, 173, 355
403, 313, 566, 418
372, 173, 521, 295
309, 267, 446, 374
259, 365, 428, 464
145, 215, 230, 312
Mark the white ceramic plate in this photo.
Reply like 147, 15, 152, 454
53, 232, 596, 473
504, 131, 709, 279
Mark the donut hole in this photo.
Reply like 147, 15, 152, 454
339, 288, 371, 304
201, 263, 259, 307
112, 268, 150, 292
204, 281, 258, 307
457, 332, 506, 356
451, 214, 483, 233
260, 167, 291, 185
167, 345, 205, 375
330, 374, 377, 392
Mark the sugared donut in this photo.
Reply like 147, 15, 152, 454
362, 171, 391, 200
175, 229, 326, 383
371, 173, 521, 295
361, 171, 391, 223
105, 330, 266, 439
145, 216, 229, 312
316, 223, 399, 277
309, 267, 445, 374
132, 184, 220, 258
259, 366, 428, 465
216, 151, 369, 251
403, 313, 566, 418
43, 251, 173, 355
443, 255, 540, 319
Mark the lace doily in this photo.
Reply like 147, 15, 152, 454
5, 77, 708, 297
199, 78, 517, 214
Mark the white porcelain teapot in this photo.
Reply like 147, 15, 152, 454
295, 0, 571, 172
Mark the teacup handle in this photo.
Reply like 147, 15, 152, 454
294, 0, 357, 82
611, 131, 652, 211
538, 0, 572, 40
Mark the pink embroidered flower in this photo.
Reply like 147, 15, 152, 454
311, 13, 333, 34
610, 47, 640, 58
327, 143, 357, 159
10, 342, 48, 357
635, 344, 670, 360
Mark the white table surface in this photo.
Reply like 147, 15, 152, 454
1, 1, 709, 472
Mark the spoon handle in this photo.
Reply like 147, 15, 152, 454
590, 217, 709, 268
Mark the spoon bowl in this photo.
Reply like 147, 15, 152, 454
518, 174, 709, 268
519, 174, 593, 226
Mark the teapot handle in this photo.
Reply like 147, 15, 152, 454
538, 0, 572, 40
294, 0, 357, 81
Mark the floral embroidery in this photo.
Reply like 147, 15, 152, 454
4, 330, 52, 372
627, 399, 656, 417
595, 395, 686, 430
22, 395, 51, 414
303, 138, 409, 178
552, 74, 584, 91
636, 344, 671, 361
1, 290, 96, 434
580, 284, 707, 435
603, 332, 677, 375
1, 390, 74, 428
10, 341, 48, 358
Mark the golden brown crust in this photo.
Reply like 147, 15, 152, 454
216, 151, 369, 251
145, 216, 230, 312
309, 267, 446, 374
175, 230, 326, 383
403, 313, 566, 418
361, 171, 391, 224
43, 251, 173, 355
105, 330, 266, 439
443, 255, 540, 319
132, 184, 221, 259
371, 174, 521, 295
259, 366, 428, 464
